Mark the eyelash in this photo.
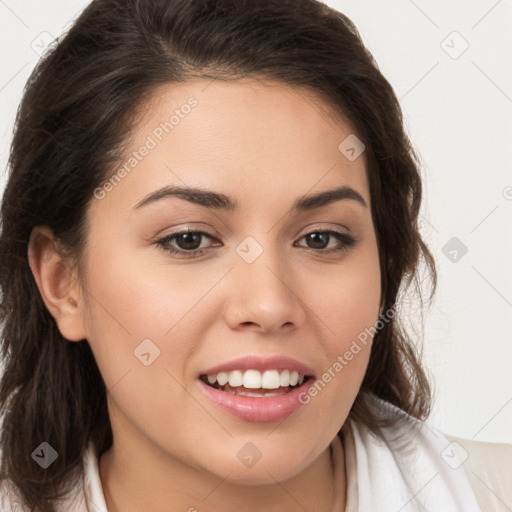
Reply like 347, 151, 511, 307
155, 229, 356, 259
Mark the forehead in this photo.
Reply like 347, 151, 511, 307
91, 78, 370, 218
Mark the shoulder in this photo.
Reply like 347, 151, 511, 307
446, 434, 512, 512
346, 394, 511, 511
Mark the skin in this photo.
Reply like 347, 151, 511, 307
28, 78, 381, 512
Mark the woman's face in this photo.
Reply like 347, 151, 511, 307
79, 78, 381, 484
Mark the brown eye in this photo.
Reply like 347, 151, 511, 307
156, 230, 219, 258
172, 232, 205, 251
303, 232, 330, 249
296, 230, 356, 253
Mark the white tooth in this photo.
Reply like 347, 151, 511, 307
279, 369, 291, 387
207, 374, 217, 385
228, 370, 243, 387
261, 370, 280, 389
243, 369, 261, 389
289, 371, 299, 386
298, 374, 305, 385
217, 372, 229, 386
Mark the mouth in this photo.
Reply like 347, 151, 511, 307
199, 369, 311, 397
197, 357, 315, 423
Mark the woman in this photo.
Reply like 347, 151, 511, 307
0, 0, 510, 511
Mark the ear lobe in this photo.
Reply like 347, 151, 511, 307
27, 226, 87, 342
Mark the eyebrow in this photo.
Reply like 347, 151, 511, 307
132, 184, 368, 213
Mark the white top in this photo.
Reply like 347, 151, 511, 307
2, 396, 511, 511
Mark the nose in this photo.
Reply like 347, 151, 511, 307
223, 244, 306, 334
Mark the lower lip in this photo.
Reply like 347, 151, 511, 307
198, 379, 313, 423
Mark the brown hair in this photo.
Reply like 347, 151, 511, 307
0, 0, 436, 510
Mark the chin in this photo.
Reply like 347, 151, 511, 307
192, 436, 319, 487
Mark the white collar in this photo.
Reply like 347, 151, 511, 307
83, 441, 108, 512
344, 394, 482, 512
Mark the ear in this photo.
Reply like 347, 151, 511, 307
27, 225, 87, 342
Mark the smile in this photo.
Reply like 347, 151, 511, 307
201, 369, 306, 396
198, 357, 315, 422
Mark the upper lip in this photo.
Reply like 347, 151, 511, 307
200, 355, 315, 377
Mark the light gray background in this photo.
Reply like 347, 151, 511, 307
1, 1, 511, 443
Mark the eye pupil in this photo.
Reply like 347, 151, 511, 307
177, 232, 202, 250
306, 232, 329, 249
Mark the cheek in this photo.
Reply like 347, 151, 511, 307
80, 259, 208, 453
306, 239, 380, 405
312, 239, 381, 349
78, 241, 198, 397
78, 238, 221, 411
80, 234, 212, 343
